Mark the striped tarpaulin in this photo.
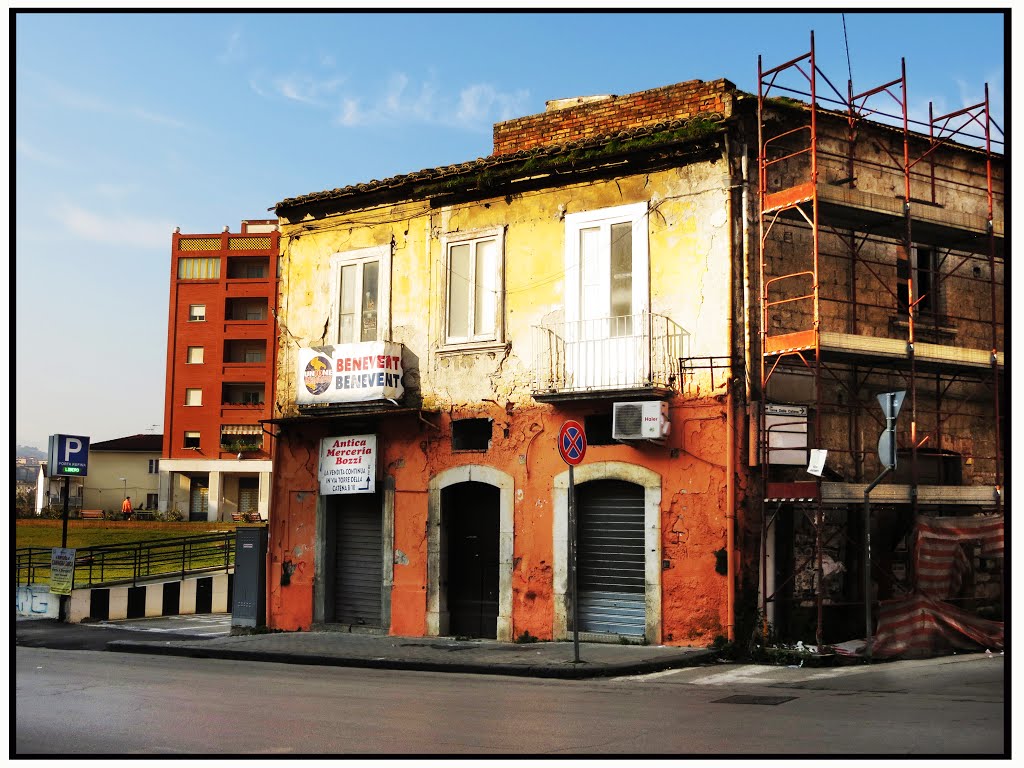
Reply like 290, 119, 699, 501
914, 514, 1003, 599
868, 593, 1003, 658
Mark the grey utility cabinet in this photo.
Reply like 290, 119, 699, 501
232, 525, 268, 627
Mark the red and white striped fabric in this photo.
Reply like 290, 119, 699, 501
914, 514, 1004, 599
868, 593, 1003, 658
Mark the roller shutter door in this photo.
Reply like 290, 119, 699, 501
333, 498, 383, 627
577, 480, 646, 636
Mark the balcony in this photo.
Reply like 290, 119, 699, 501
532, 312, 687, 401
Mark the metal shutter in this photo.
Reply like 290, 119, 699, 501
333, 498, 383, 627
577, 480, 646, 636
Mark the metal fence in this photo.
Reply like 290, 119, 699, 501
532, 311, 688, 394
15, 533, 236, 589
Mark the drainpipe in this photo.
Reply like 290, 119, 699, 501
723, 135, 738, 643
726, 386, 736, 642
741, 145, 753, 403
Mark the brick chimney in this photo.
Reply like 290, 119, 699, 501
492, 78, 735, 156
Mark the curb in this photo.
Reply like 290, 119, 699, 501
106, 640, 717, 679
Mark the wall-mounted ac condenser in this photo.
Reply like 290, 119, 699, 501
612, 401, 670, 441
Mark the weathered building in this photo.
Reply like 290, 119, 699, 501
264, 49, 1003, 653
754, 42, 1003, 652
159, 220, 281, 522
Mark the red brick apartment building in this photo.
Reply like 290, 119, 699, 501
159, 220, 280, 521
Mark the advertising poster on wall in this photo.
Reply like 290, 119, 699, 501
50, 547, 76, 596
319, 434, 377, 495
297, 341, 404, 406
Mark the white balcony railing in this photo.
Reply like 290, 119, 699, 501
532, 312, 687, 395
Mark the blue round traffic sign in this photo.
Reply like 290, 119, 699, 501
558, 420, 587, 466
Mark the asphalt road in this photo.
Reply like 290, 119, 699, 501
15, 646, 1005, 756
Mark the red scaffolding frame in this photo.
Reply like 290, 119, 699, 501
755, 33, 1003, 647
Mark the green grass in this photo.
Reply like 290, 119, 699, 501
16, 520, 246, 587
15, 519, 238, 550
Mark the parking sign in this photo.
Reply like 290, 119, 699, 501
48, 434, 90, 477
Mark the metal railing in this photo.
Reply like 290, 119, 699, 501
532, 311, 688, 394
15, 533, 236, 589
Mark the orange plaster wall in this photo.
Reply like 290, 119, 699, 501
267, 396, 746, 646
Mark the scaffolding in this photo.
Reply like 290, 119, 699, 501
755, 33, 1004, 646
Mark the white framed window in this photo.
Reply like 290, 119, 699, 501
187, 346, 204, 364
148, 459, 160, 474
564, 202, 649, 330
329, 244, 391, 344
188, 304, 206, 322
185, 388, 202, 406
183, 431, 201, 449
442, 227, 505, 346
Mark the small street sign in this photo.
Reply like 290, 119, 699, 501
558, 420, 587, 466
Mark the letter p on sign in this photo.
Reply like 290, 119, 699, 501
64, 438, 82, 462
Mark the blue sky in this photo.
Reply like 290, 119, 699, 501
13, 9, 1008, 450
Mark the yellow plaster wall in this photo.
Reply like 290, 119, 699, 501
275, 159, 733, 414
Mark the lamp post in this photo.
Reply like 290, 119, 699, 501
119, 477, 127, 499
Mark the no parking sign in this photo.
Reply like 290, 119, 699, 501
557, 420, 587, 466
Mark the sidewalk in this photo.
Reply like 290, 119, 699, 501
105, 627, 717, 679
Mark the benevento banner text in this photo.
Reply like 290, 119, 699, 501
297, 341, 404, 405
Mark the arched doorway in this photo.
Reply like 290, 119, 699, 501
576, 479, 646, 637
553, 461, 662, 643
442, 482, 500, 638
427, 465, 514, 641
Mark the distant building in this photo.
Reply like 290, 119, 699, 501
35, 462, 85, 516
158, 220, 280, 521
83, 433, 163, 514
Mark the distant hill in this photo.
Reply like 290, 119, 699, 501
16, 445, 47, 460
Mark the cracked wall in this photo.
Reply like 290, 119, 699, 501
269, 159, 746, 645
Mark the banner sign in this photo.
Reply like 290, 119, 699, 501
50, 548, 76, 596
319, 434, 377, 495
297, 341, 404, 406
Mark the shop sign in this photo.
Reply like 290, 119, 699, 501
319, 434, 377, 495
297, 341, 404, 405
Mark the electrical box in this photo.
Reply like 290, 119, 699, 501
612, 401, 670, 440
232, 525, 268, 627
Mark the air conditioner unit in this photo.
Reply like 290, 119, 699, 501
612, 401, 670, 441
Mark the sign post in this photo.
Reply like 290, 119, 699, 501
47, 434, 90, 622
558, 420, 586, 664
863, 392, 905, 659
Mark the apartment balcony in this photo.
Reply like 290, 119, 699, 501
532, 312, 687, 402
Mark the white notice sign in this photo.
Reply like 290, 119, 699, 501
319, 434, 377, 495
807, 449, 828, 477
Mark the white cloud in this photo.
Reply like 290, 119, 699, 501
455, 84, 531, 125
59, 204, 175, 249
220, 29, 244, 63
25, 71, 189, 130
16, 138, 62, 167
260, 73, 347, 106
336, 98, 363, 128
329, 73, 530, 131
